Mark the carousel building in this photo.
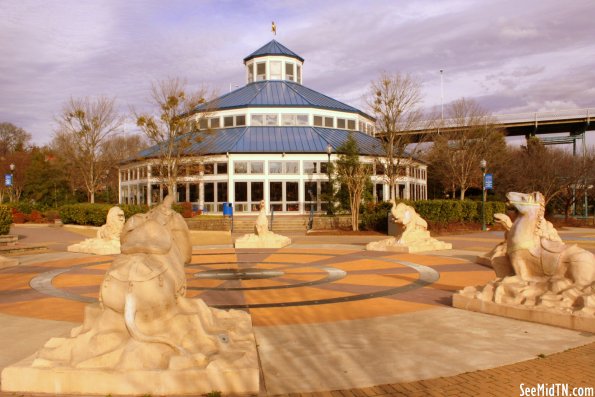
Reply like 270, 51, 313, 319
119, 40, 428, 214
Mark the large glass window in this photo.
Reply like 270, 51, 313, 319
235, 182, 247, 202
348, 120, 356, 130
313, 116, 323, 126
205, 183, 214, 202
303, 161, 317, 174
285, 62, 294, 81
270, 182, 283, 202
324, 117, 334, 128
234, 162, 248, 174
251, 114, 264, 126
265, 114, 278, 126
269, 161, 282, 174
204, 163, 214, 175
236, 115, 246, 126
337, 118, 346, 129
286, 161, 299, 174
286, 182, 299, 211
224, 116, 234, 127
210, 117, 220, 129
217, 182, 227, 202
256, 63, 266, 81
250, 161, 264, 174
251, 182, 263, 202
217, 163, 228, 174
270, 61, 282, 80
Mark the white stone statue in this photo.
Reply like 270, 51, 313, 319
67, 206, 125, 255
234, 200, 291, 248
456, 191, 595, 329
2, 196, 259, 395
366, 200, 451, 253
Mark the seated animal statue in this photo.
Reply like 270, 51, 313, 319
36, 196, 254, 371
506, 191, 594, 287
67, 206, 125, 255
254, 200, 269, 236
366, 200, 451, 252
390, 201, 429, 244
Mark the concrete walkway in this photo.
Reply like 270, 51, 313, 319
0, 224, 593, 396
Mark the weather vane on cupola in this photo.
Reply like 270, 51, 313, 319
271, 21, 277, 36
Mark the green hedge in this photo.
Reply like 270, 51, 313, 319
59, 204, 150, 226
360, 199, 507, 231
0, 205, 12, 235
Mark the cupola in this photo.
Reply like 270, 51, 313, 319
243, 40, 304, 84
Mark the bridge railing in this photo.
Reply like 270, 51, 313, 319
399, 107, 594, 132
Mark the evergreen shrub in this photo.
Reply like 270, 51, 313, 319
0, 205, 12, 235
360, 199, 507, 231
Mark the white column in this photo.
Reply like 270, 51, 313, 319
118, 169, 122, 204
198, 170, 204, 211
147, 165, 152, 206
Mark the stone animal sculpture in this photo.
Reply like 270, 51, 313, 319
506, 191, 593, 287
459, 191, 595, 316
234, 200, 291, 248
391, 201, 429, 244
366, 200, 451, 252
67, 206, 125, 255
29, 196, 256, 375
254, 200, 269, 236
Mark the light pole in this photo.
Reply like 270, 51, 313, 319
440, 69, 444, 121
480, 159, 487, 231
326, 144, 333, 215
9, 163, 15, 203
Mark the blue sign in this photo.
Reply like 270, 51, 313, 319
484, 173, 493, 190
4, 174, 12, 187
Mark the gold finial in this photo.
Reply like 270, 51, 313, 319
271, 21, 277, 36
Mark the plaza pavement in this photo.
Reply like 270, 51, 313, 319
0, 224, 593, 396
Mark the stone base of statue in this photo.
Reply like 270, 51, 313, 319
453, 277, 595, 333
1, 300, 259, 395
366, 235, 452, 253
235, 231, 291, 249
67, 239, 121, 255
2, 198, 259, 396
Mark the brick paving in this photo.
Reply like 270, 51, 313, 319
0, 225, 593, 396
271, 342, 594, 397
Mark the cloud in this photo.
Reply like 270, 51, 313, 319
0, 0, 594, 146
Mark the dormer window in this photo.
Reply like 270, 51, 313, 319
256, 63, 266, 81
285, 63, 295, 82
270, 61, 282, 80
297, 65, 302, 84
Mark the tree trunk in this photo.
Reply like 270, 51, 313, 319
90, 190, 95, 203
459, 188, 466, 200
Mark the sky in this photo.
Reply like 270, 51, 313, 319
1, 0, 594, 146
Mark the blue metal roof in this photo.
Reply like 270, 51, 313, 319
243, 40, 304, 63
194, 81, 373, 119
136, 127, 384, 158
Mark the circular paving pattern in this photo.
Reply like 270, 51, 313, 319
0, 247, 497, 326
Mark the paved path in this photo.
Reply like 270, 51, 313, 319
0, 224, 593, 396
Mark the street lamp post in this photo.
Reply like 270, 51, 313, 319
326, 144, 333, 215
480, 159, 487, 231
9, 163, 15, 203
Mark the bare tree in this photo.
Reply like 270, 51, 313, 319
134, 77, 213, 200
335, 134, 373, 231
504, 138, 594, 215
367, 72, 428, 199
56, 96, 124, 203
0, 122, 32, 156
428, 98, 506, 200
